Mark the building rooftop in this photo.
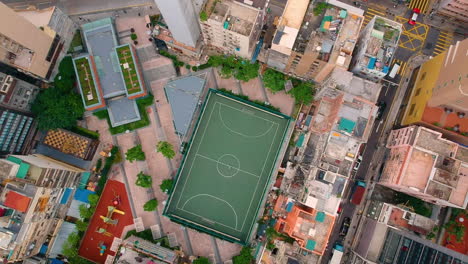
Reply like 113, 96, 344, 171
271, 0, 309, 55
274, 198, 334, 255
3, 190, 31, 213
42, 129, 94, 159
164, 74, 206, 136
16, 7, 55, 27
82, 18, 125, 98
113, 235, 177, 264
107, 96, 141, 127
115, 44, 145, 97
356, 16, 401, 74
207, 0, 259, 36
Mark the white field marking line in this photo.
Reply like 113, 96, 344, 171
170, 214, 241, 241
180, 207, 243, 232
217, 93, 285, 119
181, 193, 239, 230
217, 101, 276, 124
196, 154, 260, 179
240, 122, 279, 231
173, 93, 215, 208
218, 104, 275, 138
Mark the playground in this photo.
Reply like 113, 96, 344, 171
78, 180, 134, 263
164, 90, 290, 244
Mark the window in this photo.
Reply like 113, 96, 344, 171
415, 88, 421, 96
420, 72, 426, 81
409, 104, 416, 116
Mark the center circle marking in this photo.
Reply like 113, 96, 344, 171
216, 154, 240, 178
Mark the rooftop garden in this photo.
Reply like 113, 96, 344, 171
74, 57, 100, 107
116, 45, 142, 95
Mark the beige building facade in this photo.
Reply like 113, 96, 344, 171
436, 0, 468, 24
0, 3, 63, 81
200, 0, 262, 59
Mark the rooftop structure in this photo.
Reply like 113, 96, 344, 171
112, 235, 178, 264
0, 108, 36, 155
154, 0, 201, 47
164, 73, 208, 139
164, 90, 291, 245
266, 2, 363, 82
0, 72, 40, 113
401, 38, 468, 145
0, 3, 62, 80
152, 24, 203, 59
350, 16, 402, 82
0, 154, 82, 262
16, 6, 77, 81
274, 196, 335, 256
200, 0, 262, 58
380, 126, 468, 208
74, 18, 147, 126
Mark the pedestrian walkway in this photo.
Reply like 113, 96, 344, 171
408, 0, 430, 14
391, 59, 408, 76
433, 31, 453, 56
363, 6, 386, 27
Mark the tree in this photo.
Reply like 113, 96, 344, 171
235, 62, 259, 82
263, 69, 286, 92
88, 194, 100, 207
157, 141, 176, 159
289, 82, 315, 104
136, 171, 153, 188
75, 219, 89, 232
232, 247, 254, 264
200, 11, 208, 22
31, 86, 84, 131
62, 232, 81, 259
194, 257, 211, 264
143, 198, 158, 211
160, 179, 174, 193
125, 145, 146, 162
79, 204, 93, 219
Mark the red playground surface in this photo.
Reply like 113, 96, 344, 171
442, 212, 468, 255
79, 180, 134, 263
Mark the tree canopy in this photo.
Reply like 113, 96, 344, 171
262, 69, 286, 92
143, 199, 158, 211
88, 194, 100, 207
79, 204, 93, 219
288, 82, 315, 104
62, 232, 94, 264
193, 257, 211, 264
157, 141, 175, 159
125, 144, 146, 162
208, 55, 259, 82
160, 179, 174, 193
136, 171, 152, 188
31, 56, 84, 131
233, 247, 254, 264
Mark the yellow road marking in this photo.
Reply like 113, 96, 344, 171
367, 8, 385, 16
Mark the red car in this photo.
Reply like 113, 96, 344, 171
408, 8, 420, 25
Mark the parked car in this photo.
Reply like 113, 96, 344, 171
376, 101, 387, 120
337, 204, 343, 214
408, 8, 420, 25
339, 217, 351, 237
351, 181, 367, 205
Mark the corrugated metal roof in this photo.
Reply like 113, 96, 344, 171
6, 156, 29, 179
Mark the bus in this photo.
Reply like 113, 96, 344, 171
329, 243, 344, 264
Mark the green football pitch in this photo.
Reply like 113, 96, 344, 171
164, 90, 290, 244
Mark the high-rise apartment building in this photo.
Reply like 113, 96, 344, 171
380, 126, 468, 209
199, 0, 262, 59
0, 154, 83, 262
435, 0, 468, 25
153, 0, 201, 48
401, 38, 467, 145
0, 3, 63, 81
350, 16, 402, 82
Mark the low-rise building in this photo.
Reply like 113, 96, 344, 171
274, 195, 335, 256
0, 72, 40, 113
200, 0, 262, 59
0, 154, 83, 262
73, 18, 148, 127
0, 108, 36, 156
350, 16, 402, 82
434, 0, 468, 26
266, 2, 363, 82
380, 126, 468, 209
110, 235, 178, 264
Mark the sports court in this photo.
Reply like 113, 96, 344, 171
164, 90, 290, 244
